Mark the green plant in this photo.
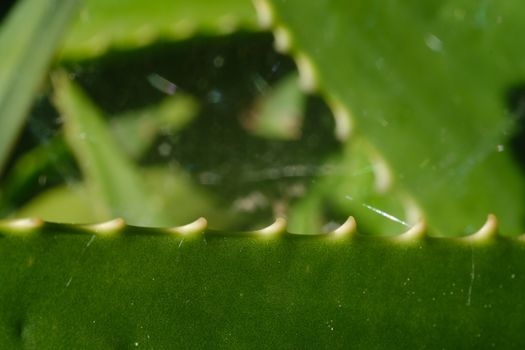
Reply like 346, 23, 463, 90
1, 0, 525, 348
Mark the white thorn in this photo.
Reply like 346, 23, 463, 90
273, 26, 292, 53
252, 0, 274, 28
167, 217, 208, 235
254, 217, 287, 236
84, 218, 126, 234
296, 53, 318, 93
330, 216, 356, 237
396, 219, 427, 242
402, 195, 424, 226
0, 218, 44, 232
368, 151, 392, 194
327, 98, 353, 141
463, 214, 498, 242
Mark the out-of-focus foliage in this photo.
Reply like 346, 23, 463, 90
0, 0, 80, 173
268, 0, 525, 235
1, 0, 525, 235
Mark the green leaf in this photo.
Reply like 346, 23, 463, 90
14, 184, 97, 223
0, 136, 73, 216
111, 94, 199, 159
245, 73, 305, 140
263, 0, 525, 235
60, 0, 258, 60
52, 71, 169, 225
14, 167, 234, 227
288, 137, 410, 235
0, 220, 524, 348
0, 0, 81, 174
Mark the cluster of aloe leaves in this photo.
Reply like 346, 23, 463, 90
1, 0, 525, 347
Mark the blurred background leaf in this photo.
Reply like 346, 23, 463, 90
60, 0, 258, 59
268, 0, 525, 235
0, 0, 80, 173
1, 0, 524, 237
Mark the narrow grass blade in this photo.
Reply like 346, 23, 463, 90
0, 0, 81, 174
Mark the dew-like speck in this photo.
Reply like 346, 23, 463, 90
511, 273, 516, 279
158, 142, 172, 157
213, 55, 225, 68
425, 33, 443, 52
375, 57, 385, 70
147, 73, 177, 95
38, 175, 47, 186
207, 89, 223, 103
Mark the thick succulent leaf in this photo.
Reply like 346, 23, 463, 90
14, 167, 234, 227
140, 167, 238, 230
263, 0, 525, 235
289, 137, 411, 235
0, 137, 73, 216
52, 71, 170, 225
60, 0, 258, 60
14, 184, 97, 223
0, 94, 197, 214
0, 218, 524, 348
0, 0, 81, 174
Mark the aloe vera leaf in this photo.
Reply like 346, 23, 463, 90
60, 0, 258, 60
141, 166, 238, 229
287, 192, 325, 234
0, 218, 524, 348
0, 136, 74, 215
0, 93, 197, 214
245, 72, 305, 140
13, 165, 236, 227
52, 71, 170, 225
289, 137, 410, 235
111, 94, 199, 159
0, 0, 81, 174
14, 184, 97, 223
263, 0, 525, 235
